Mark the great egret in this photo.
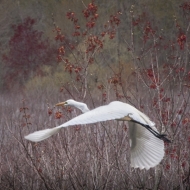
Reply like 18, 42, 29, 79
25, 99, 170, 170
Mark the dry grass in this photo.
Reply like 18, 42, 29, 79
0, 79, 190, 190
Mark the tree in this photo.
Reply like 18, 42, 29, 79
2, 17, 56, 90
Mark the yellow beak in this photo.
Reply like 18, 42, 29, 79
56, 102, 67, 106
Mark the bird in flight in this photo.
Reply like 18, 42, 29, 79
25, 99, 170, 170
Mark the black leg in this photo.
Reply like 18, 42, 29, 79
131, 120, 171, 143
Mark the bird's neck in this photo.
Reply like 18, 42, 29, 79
74, 102, 90, 113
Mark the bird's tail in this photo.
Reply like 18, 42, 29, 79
25, 127, 61, 142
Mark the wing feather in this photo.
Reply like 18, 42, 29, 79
129, 122, 164, 170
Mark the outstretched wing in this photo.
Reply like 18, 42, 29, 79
129, 122, 164, 170
25, 101, 155, 142
25, 127, 61, 142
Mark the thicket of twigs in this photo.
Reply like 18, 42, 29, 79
1, 1, 190, 189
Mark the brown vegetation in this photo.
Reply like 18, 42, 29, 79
0, 0, 190, 189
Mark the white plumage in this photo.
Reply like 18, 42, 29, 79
25, 99, 168, 170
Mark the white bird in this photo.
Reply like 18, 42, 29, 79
25, 99, 170, 170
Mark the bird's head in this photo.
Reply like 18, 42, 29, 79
56, 99, 76, 107
56, 99, 89, 113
